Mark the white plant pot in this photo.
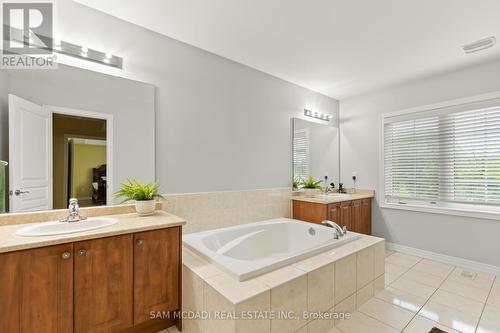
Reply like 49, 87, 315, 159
135, 200, 156, 216
304, 188, 321, 198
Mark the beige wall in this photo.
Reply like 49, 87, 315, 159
72, 144, 106, 200
53, 114, 106, 209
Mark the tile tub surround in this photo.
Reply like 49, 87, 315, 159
182, 234, 385, 333
162, 188, 292, 234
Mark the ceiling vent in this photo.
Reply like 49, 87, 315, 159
463, 36, 496, 54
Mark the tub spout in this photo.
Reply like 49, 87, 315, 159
321, 220, 345, 238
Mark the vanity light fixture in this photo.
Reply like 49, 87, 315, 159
304, 109, 332, 122
463, 36, 496, 54
51, 39, 123, 69
4, 27, 123, 69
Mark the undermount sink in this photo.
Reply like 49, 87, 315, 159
315, 193, 352, 200
16, 218, 119, 237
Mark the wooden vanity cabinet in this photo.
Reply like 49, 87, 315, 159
0, 243, 74, 333
0, 226, 181, 333
293, 198, 372, 235
74, 234, 134, 333
133, 228, 180, 325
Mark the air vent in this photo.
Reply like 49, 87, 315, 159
463, 36, 496, 54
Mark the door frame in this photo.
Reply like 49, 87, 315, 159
63, 134, 106, 206
46, 106, 113, 206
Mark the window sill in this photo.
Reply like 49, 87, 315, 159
380, 201, 500, 221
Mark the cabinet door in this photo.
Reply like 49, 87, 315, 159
0, 244, 73, 333
327, 203, 340, 223
361, 199, 372, 235
292, 200, 328, 224
74, 234, 133, 333
339, 201, 353, 231
134, 227, 180, 325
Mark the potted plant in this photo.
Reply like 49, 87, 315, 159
301, 176, 323, 197
114, 179, 164, 216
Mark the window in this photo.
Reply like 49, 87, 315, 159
383, 96, 500, 216
293, 128, 309, 180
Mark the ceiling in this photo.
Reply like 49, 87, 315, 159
74, 0, 500, 99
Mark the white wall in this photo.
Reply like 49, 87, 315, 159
340, 59, 500, 266
5, 65, 156, 199
52, 0, 339, 193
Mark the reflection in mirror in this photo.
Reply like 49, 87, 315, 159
292, 118, 340, 190
0, 64, 156, 213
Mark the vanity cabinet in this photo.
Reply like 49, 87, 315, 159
0, 243, 74, 333
293, 198, 372, 235
0, 226, 181, 333
74, 234, 134, 333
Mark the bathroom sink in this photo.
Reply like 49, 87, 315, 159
315, 193, 352, 200
16, 218, 119, 237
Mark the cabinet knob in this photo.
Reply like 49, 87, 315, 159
136, 239, 144, 246
61, 251, 71, 259
78, 249, 87, 256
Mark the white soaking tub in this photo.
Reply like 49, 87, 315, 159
183, 218, 358, 281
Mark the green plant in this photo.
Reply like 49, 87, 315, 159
292, 176, 303, 190
113, 179, 164, 202
301, 176, 323, 189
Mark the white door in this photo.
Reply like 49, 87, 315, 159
9, 95, 52, 212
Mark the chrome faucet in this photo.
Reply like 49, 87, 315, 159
322, 220, 346, 239
61, 198, 87, 223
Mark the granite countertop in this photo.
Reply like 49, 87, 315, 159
0, 211, 186, 253
291, 189, 375, 204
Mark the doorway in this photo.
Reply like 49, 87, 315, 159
53, 114, 107, 209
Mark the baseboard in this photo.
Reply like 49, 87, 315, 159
386, 242, 500, 276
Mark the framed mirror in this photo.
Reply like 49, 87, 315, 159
292, 117, 340, 190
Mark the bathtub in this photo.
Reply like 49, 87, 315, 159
183, 218, 358, 281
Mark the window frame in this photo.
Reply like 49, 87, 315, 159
379, 91, 500, 221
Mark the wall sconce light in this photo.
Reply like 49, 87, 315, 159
304, 109, 332, 122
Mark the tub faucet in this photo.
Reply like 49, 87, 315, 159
322, 220, 345, 239
61, 198, 87, 223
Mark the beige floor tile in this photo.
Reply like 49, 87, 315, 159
336, 311, 399, 333
358, 297, 415, 330
403, 315, 461, 333
385, 262, 410, 277
375, 285, 429, 313
401, 268, 447, 288
419, 289, 483, 333
385, 252, 421, 268
411, 259, 454, 278
487, 282, 500, 307
390, 276, 438, 300
385, 272, 400, 286
440, 278, 490, 303
446, 267, 494, 292
476, 304, 500, 333
334, 293, 356, 327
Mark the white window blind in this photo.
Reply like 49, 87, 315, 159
293, 129, 309, 180
384, 99, 500, 207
